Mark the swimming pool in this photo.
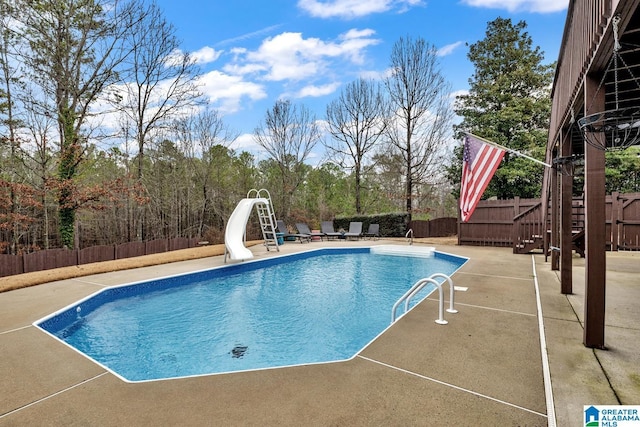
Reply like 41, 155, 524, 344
35, 246, 467, 382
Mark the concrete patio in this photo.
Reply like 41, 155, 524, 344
1, 240, 638, 426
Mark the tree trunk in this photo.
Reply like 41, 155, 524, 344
355, 166, 362, 214
405, 130, 412, 221
57, 107, 79, 249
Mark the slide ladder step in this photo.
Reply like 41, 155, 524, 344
250, 189, 279, 252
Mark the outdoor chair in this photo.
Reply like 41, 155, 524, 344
295, 223, 326, 241
343, 221, 363, 240
276, 220, 311, 243
321, 221, 343, 240
363, 223, 380, 240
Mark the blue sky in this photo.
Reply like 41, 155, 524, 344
154, 0, 569, 163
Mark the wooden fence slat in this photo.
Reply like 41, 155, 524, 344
0, 254, 23, 277
169, 237, 189, 251
145, 239, 168, 255
78, 245, 116, 265
1, 237, 207, 278
22, 249, 77, 273
408, 218, 457, 238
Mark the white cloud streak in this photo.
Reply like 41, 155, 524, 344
216, 25, 283, 46
438, 41, 464, 57
461, 0, 568, 13
297, 0, 424, 19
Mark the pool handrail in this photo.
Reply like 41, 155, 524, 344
429, 273, 457, 314
391, 273, 457, 325
405, 228, 413, 245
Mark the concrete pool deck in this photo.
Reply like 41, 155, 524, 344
1, 240, 638, 426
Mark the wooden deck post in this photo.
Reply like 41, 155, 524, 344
550, 146, 559, 270
583, 75, 607, 349
560, 128, 573, 293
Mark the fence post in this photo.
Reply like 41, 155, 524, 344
611, 192, 621, 251
511, 220, 516, 252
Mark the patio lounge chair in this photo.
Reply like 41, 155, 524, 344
277, 220, 311, 243
363, 223, 380, 240
344, 221, 363, 240
295, 223, 326, 241
321, 221, 343, 240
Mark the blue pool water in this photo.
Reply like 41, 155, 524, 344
36, 247, 466, 382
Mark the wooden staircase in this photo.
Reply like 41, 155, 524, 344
514, 233, 545, 254
513, 202, 545, 254
512, 200, 585, 256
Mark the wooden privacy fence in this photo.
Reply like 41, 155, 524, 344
458, 193, 640, 252
0, 237, 201, 278
408, 217, 457, 238
610, 192, 640, 250
458, 198, 539, 247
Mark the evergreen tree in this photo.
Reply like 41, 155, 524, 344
448, 17, 555, 199
605, 147, 640, 194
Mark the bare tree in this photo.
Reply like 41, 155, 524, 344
111, 1, 202, 181
384, 36, 453, 220
324, 78, 388, 214
21, 87, 58, 249
107, 2, 202, 240
0, 0, 26, 253
19, 0, 141, 248
175, 107, 239, 235
254, 99, 321, 220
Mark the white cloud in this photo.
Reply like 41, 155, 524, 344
191, 46, 222, 65
358, 67, 394, 81
230, 29, 380, 82
294, 82, 342, 98
297, 0, 424, 19
230, 133, 262, 151
198, 70, 267, 113
437, 41, 464, 57
223, 62, 267, 76
164, 47, 222, 67
229, 133, 275, 162
339, 29, 379, 64
341, 28, 376, 39
461, 0, 568, 13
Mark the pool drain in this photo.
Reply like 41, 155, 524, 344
231, 345, 247, 358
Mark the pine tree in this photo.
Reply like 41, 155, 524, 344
449, 17, 555, 199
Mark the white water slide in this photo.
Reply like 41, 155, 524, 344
224, 190, 278, 262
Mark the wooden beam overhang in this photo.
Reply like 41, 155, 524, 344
546, 0, 640, 349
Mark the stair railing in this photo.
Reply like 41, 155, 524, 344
512, 202, 544, 254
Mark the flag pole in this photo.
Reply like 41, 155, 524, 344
466, 132, 552, 168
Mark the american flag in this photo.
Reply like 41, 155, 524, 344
459, 134, 506, 222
